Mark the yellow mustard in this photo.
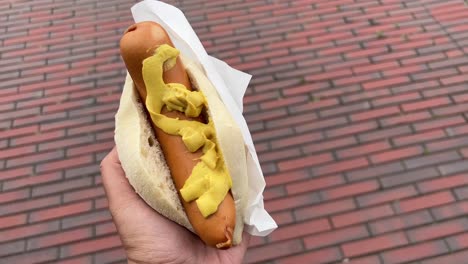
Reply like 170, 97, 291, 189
142, 44, 232, 218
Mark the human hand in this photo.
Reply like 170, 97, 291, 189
100, 147, 250, 264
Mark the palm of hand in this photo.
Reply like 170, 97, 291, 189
101, 147, 250, 264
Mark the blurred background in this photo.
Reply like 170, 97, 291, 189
1, 0, 468, 263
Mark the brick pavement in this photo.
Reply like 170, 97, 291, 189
1, 0, 468, 263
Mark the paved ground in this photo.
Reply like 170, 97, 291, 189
1, 0, 468, 263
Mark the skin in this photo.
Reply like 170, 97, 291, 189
100, 147, 250, 264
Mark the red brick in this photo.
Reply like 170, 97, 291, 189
0, 195, 61, 217
373, 92, 421, 107
63, 186, 106, 203
264, 185, 287, 200
6, 149, 65, 168
333, 73, 378, 86
270, 130, 322, 150
369, 210, 433, 235
270, 218, 331, 242
453, 93, 468, 104
32, 177, 93, 197
295, 116, 349, 134
47, 83, 95, 98
370, 146, 423, 164
421, 250, 468, 264
363, 76, 410, 90
358, 125, 412, 142
325, 121, 378, 138
303, 136, 357, 155
353, 61, 398, 74
265, 192, 320, 213
423, 84, 468, 98
322, 180, 380, 201
244, 91, 280, 104
381, 240, 449, 263
16, 93, 68, 109
381, 167, 441, 188
275, 247, 342, 264
252, 127, 294, 142
408, 218, 468, 242
402, 96, 451, 112
0, 91, 40, 105
35, 155, 94, 173
266, 113, 317, 131
304, 225, 369, 250
0, 248, 58, 264
29, 201, 93, 222
0, 214, 28, 230
294, 199, 356, 221
313, 157, 369, 176
43, 98, 94, 113
342, 232, 408, 257
401, 52, 446, 65
405, 150, 461, 170
352, 106, 401, 122
455, 186, 468, 200
0, 167, 32, 181
346, 46, 387, 59
260, 96, 309, 110
2, 171, 62, 191
393, 39, 434, 51
380, 111, 431, 127
441, 74, 468, 85
59, 235, 121, 258
0, 125, 38, 139
64, 163, 100, 179
39, 116, 94, 132
265, 170, 310, 187
337, 140, 391, 159
49, 256, 92, 264
286, 175, 345, 195
0, 240, 25, 257
0, 188, 30, 204
332, 204, 394, 228
396, 191, 455, 213
438, 160, 468, 175
245, 239, 304, 264
22, 63, 69, 76
306, 69, 353, 82
68, 103, 118, 118
356, 185, 418, 207
27, 227, 93, 250
347, 161, 404, 182
66, 140, 113, 157
433, 102, 468, 116
0, 221, 60, 243
414, 115, 466, 131
320, 101, 371, 118
392, 79, 439, 94
393, 129, 446, 146
11, 129, 65, 146
245, 108, 288, 123
278, 153, 333, 171
326, 58, 369, 72
384, 64, 425, 77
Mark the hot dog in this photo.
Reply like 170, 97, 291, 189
115, 21, 248, 248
